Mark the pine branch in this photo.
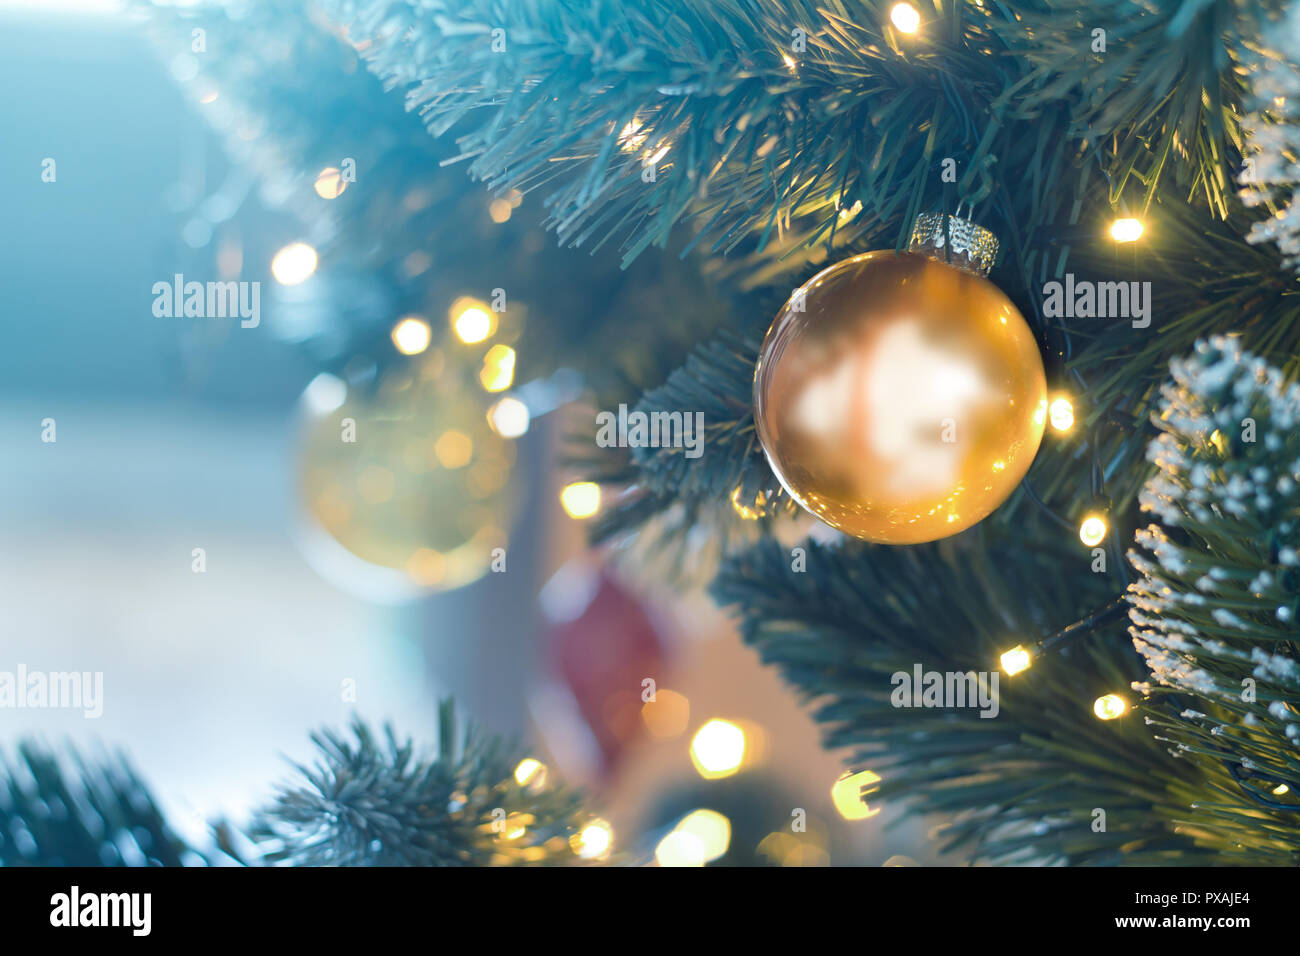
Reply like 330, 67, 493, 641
243, 701, 596, 866
136, 0, 727, 400
0, 743, 193, 867
326, 0, 1256, 270
1127, 336, 1300, 859
710, 533, 1229, 864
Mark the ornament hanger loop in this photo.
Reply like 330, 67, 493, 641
908, 210, 999, 277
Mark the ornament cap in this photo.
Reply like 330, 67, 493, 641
908, 212, 999, 277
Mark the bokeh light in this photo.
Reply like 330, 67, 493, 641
390, 316, 432, 356
831, 769, 883, 820
654, 829, 705, 867
570, 819, 613, 860
487, 396, 530, 439
270, 242, 318, 285
559, 481, 601, 519
673, 809, 731, 863
314, 166, 348, 199
450, 297, 495, 344
689, 718, 745, 780
479, 344, 516, 392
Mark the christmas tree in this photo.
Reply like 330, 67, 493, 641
16, 0, 1290, 867
312, 0, 1300, 865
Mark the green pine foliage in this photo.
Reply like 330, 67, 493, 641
127, 0, 1300, 864
243, 702, 594, 867
1128, 337, 1300, 862
1, 703, 596, 867
0, 743, 192, 866
135, 0, 729, 402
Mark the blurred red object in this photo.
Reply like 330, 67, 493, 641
540, 561, 667, 778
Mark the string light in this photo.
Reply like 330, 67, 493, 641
890, 3, 921, 33
654, 830, 706, 867
390, 316, 431, 355
513, 758, 546, 787
1110, 217, 1144, 242
1001, 598, 1130, 678
1000, 644, 1033, 676
831, 769, 883, 820
479, 344, 516, 392
570, 819, 613, 860
559, 481, 601, 519
449, 297, 495, 344
1048, 396, 1075, 432
1093, 694, 1127, 720
487, 396, 530, 438
673, 810, 731, 863
270, 242, 318, 285
1273, 784, 1290, 796
689, 718, 746, 780
1079, 514, 1108, 547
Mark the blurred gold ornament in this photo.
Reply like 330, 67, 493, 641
298, 361, 513, 593
753, 218, 1046, 544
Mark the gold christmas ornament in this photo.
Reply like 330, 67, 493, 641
297, 356, 514, 596
753, 214, 1047, 544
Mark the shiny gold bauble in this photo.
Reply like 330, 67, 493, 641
753, 251, 1046, 544
298, 355, 514, 594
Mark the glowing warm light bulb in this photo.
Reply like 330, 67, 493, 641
1273, 784, 1290, 796
618, 117, 648, 152
450, 297, 495, 344
571, 819, 613, 859
655, 830, 705, 867
890, 3, 921, 33
560, 481, 601, 519
479, 344, 516, 392
1110, 217, 1144, 242
689, 718, 746, 780
831, 770, 883, 821
487, 396, 530, 438
1048, 396, 1075, 432
1093, 694, 1127, 720
270, 242, 318, 285
390, 316, 432, 355
514, 758, 546, 787
1079, 514, 1108, 547
674, 810, 731, 863
1000, 645, 1032, 676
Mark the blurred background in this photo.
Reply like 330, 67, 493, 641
0, 0, 943, 864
